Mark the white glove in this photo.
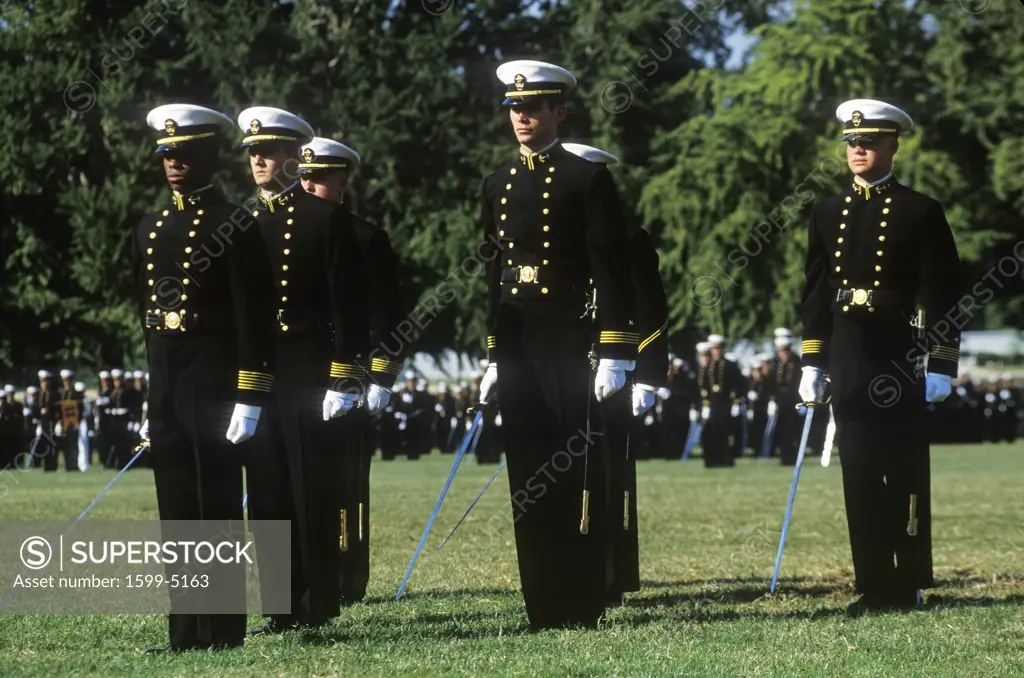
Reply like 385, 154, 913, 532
435, 403, 445, 414
479, 363, 498, 404
632, 383, 657, 416
225, 404, 261, 444
594, 359, 634, 401
925, 373, 951, 403
401, 392, 413, 404
767, 400, 778, 418
35, 424, 42, 437
730, 404, 740, 417
323, 391, 360, 420
700, 405, 710, 421
746, 408, 755, 421
494, 413, 502, 426
644, 414, 654, 426
96, 396, 110, 406
747, 390, 758, 402
985, 393, 996, 404
688, 408, 698, 422
365, 384, 391, 416
798, 366, 828, 404
139, 419, 149, 441
657, 387, 671, 400
55, 422, 63, 436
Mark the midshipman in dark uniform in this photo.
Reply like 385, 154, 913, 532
765, 333, 803, 465
698, 335, 743, 468
800, 99, 961, 615
134, 104, 278, 652
238, 108, 370, 631
477, 61, 637, 630
298, 135, 404, 605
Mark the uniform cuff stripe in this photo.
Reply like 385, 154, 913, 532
237, 371, 273, 392
638, 321, 667, 353
371, 358, 403, 376
486, 335, 497, 349
801, 340, 824, 353
330, 362, 364, 379
600, 331, 640, 344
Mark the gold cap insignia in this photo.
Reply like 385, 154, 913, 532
851, 110, 862, 126
302, 148, 314, 163
514, 74, 525, 91
250, 119, 261, 135
164, 119, 176, 136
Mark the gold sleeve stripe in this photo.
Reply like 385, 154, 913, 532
330, 363, 364, 379
600, 331, 640, 344
371, 358, 403, 376
801, 340, 824, 353
930, 347, 960, 360
486, 335, 497, 348
638, 321, 668, 353
237, 371, 273, 392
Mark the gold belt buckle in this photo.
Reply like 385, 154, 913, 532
164, 311, 182, 330
851, 288, 870, 306
518, 265, 537, 283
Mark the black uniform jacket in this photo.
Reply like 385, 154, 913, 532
255, 183, 369, 392
132, 185, 277, 406
481, 142, 637, 361
801, 177, 961, 418
349, 209, 404, 389
629, 227, 669, 388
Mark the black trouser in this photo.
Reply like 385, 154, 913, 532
838, 420, 933, 596
496, 305, 612, 630
702, 406, 734, 468
776, 401, 801, 465
148, 336, 247, 651
604, 387, 639, 598
337, 408, 371, 604
248, 331, 345, 626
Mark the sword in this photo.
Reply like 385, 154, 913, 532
821, 405, 836, 467
396, 406, 485, 600
770, 401, 823, 593
759, 408, 778, 460
681, 419, 703, 461
739, 402, 749, 457
435, 459, 507, 552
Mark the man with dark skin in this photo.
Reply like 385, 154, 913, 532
134, 104, 277, 653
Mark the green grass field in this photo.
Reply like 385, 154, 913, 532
1, 443, 1023, 677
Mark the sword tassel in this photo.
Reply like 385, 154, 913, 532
580, 489, 590, 535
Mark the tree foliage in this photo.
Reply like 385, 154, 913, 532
1, 0, 1021, 381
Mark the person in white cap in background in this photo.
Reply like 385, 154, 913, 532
697, 335, 744, 468
94, 370, 114, 468
763, 332, 803, 465
134, 103, 278, 653
661, 356, 691, 460
237, 106, 368, 636
477, 60, 637, 630
33, 369, 59, 471
996, 373, 1018, 443
50, 368, 81, 471
297, 136, 404, 605
72, 380, 90, 471
800, 98, 961, 615
0, 388, 20, 470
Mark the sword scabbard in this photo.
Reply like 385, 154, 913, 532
907, 494, 918, 536
339, 508, 348, 552
623, 491, 630, 531
580, 490, 590, 535
358, 502, 365, 542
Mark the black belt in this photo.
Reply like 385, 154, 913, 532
834, 288, 913, 310
277, 309, 331, 335
145, 310, 232, 333
500, 265, 586, 286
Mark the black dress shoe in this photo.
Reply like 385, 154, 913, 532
888, 589, 923, 610
846, 593, 888, 617
248, 619, 299, 636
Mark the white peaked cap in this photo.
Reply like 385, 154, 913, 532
836, 99, 913, 136
146, 104, 234, 153
775, 337, 792, 348
496, 60, 577, 106
27, 386, 39, 393
99, 371, 111, 379
672, 358, 683, 367
132, 370, 144, 379
708, 334, 725, 345
111, 369, 124, 377
773, 327, 792, 338
696, 342, 711, 353
404, 370, 416, 380
237, 106, 315, 147
298, 136, 360, 173
38, 370, 52, 378
562, 143, 619, 165
60, 369, 73, 379
74, 381, 85, 392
